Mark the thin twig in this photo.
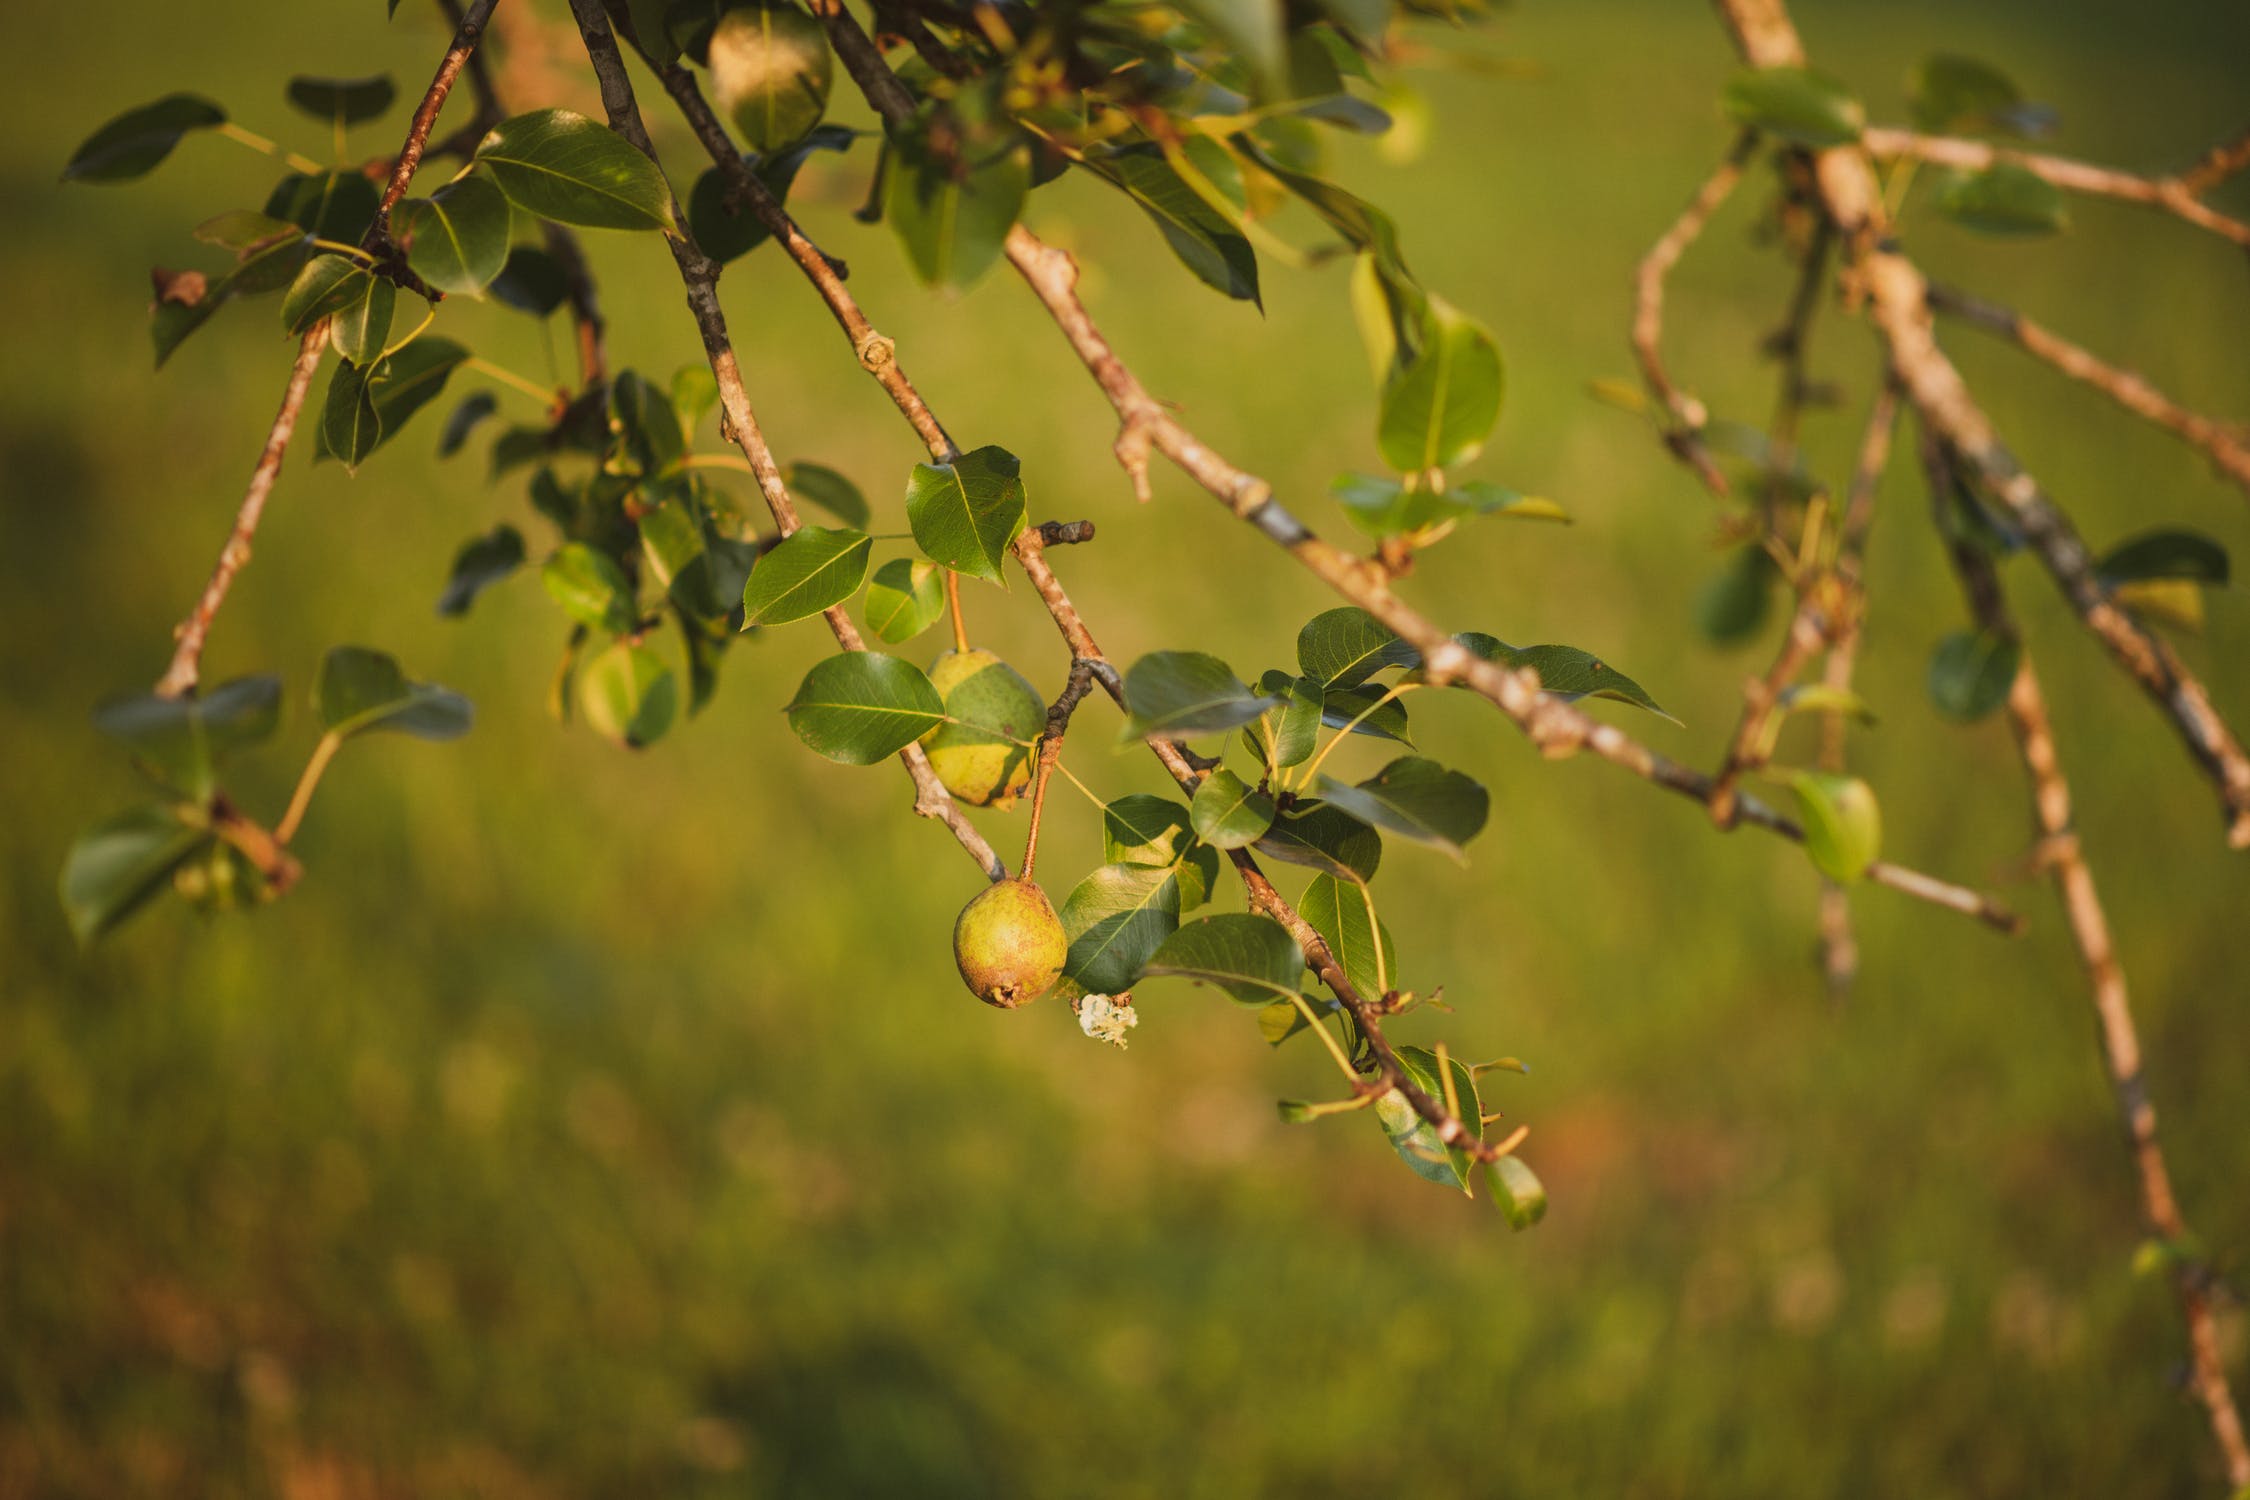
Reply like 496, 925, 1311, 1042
563, 0, 1003, 882
2175, 123, 2250, 198
1631, 130, 1756, 496
1861, 126, 2250, 249
1927, 282, 2250, 499
1928, 439, 2250, 1492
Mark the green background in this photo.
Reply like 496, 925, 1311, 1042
5, 0, 2248, 1494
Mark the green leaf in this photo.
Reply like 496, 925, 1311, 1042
1104, 795, 1198, 866
1330, 472, 1565, 538
1256, 802, 1382, 883
611, 369, 687, 479
784, 652, 945, 764
1299, 872, 1394, 1000
1933, 164, 2067, 236
1244, 671, 1323, 770
1088, 148, 1261, 305
1486, 1155, 1548, 1230
1297, 605, 1416, 689
264, 170, 379, 241
1319, 682, 1412, 743
490, 247, 570, 314
1314, 756, 1488, 862
1140, 913, 1303, 1002
194, 210, 301, 251
93, 676, 282, 803
1376, 1045, 1481, 1192
579, 641, 678, 749
1179, 0, 1285, 95
707, 0, 834, 153
281, 254, 370, 334
864, 557, 947, 643
327, 338, 470, 464
327, 272, 396, 366
2096, 529, 2230, 586
287, 74, 396, 125
1121, 651, 1282, 740
437, 524, 526, 617
475, 108, 676, 232
1457, 636, 1675, 722
903, 446, 1026, 583
887, 129, 1030, 290
63, 94, 226, 182
1721, 66, 1866, 147
438, 391, 499, 458
1787, 771, 1881, 883
688, 126, 855, 263
1059, 863, 1182, 995
396, 170, 513, 295
1697, 547, 1776, 645
788, 460, 871, 528
1909, 55, 2024, 135
1378, 300, 1503, 474
315, 645, 474, 740
321, 359, 382, 471
1926, 629, 2020, 722
59, 806, 213, 943
543, 542, 638, 633
740, 525, 871, 626
1191, 768, 1277, 849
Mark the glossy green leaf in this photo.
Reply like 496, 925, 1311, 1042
264, 170, 380, 241
784, 652, 945, 764
1788, 771, 1881, 882
887, 130, 1030, 290
490, 247, 570, 314
1331, 472, 1565, 538
396, 170, 513, 294
579, 641, 678, 749
1721, 66, 1865, 147
1314, 756, 1488, 862
63, 94, 226, 182
437, 523, 526, 617
543, 543, 637, 634
1926, 629, 2020, 722
325, 338, 469, 464
1059, 863, 1182, 996
2097, 529, 2229, 586
1319, 683, 1413, 744
864, 558, 946, 643
1121, 651, 1282, 741
280, 254, 370, 334
327, 272, 396, 366
1933, 164, 2067, 236
1140, 913, 1304, 1002
1458, 635, 1675, 721
1104, 795, 1200, 868
1089, 148, 1260, 304
475, 109, 676, 232
1191, 768, 1276, 849
1486, 1155, 1548, 1230
1256, 802, 1382, 884
1909, 55, 2023, 134
316, 645, 473, 740
611, 369, 687, 479
93, 675, 282, 802
1377, 1045, 1481, 1192
707, 1, 833, 153
286, 74, 396, 125
437, 391, 499, 458
321, 359, 382, 471
59, 806, 212, 943
1244, 671, 1323, 770
1378, 300, 1503, 474
688, 125, 854, 263
788, 460, 871, 528
1299, 872, 1394, 1000
1297, 605, 1416, 689
741, 525, 871, 626
904, 446, 1025, 583
193, 210, 301, 252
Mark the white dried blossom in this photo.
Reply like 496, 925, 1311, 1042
1076, 993, 1139, 1049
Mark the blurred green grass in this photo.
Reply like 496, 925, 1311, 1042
4, 1, 2248, 1494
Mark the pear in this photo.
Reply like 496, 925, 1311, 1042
707, 1, 834, 154
922, 648, 1044, 809
952, 878, 1066, 1008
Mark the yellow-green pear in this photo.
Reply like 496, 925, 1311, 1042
952, 877, 1066, 1008
922, 648, 1044, 809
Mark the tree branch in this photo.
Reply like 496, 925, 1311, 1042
1929, 440, 2250, 1492
1631, 130, 1756, 496
563, 0, 1003, 881
1862, 126, 2250, 250
1926, 281, 2250, 499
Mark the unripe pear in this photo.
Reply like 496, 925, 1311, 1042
922, 648, 1043, 809
707, 1, 834, 154
952, 877, 1066, 1008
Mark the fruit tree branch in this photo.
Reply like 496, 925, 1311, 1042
1631, 129, 1756, 497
